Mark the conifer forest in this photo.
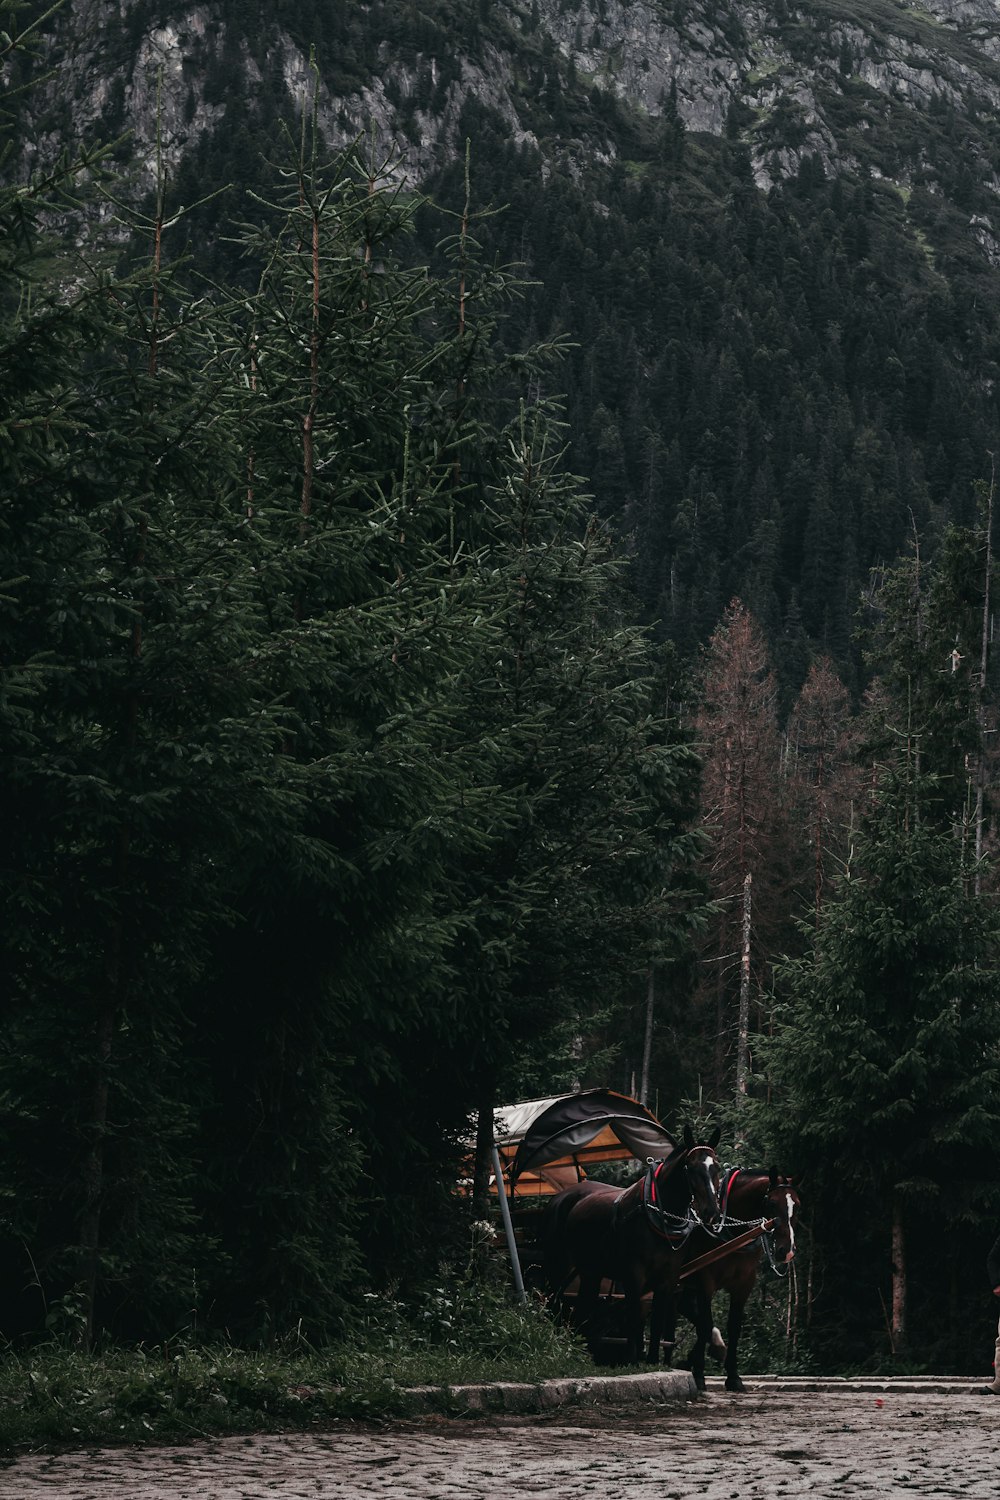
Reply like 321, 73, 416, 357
4, 0, 1000, 1376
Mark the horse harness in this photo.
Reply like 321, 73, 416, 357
694, 1166, 790, 1280
608, 1159, 789, 1278
611, 1155, 705, 1249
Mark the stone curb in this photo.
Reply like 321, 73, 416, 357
702, 1375, 987, 1395
402, 1368, 698, 1414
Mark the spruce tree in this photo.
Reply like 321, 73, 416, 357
189, 122, 528, 1325
0, 88, 287, 1343
785, 656, 859, 924
861, 522, 991, 838
446, 400, 705, 1205
754, 769, 1000, 1360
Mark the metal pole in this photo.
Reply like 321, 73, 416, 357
491, 1144, 526, 1304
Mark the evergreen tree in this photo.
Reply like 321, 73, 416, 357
754, 768, 1000, 1360
785, 656, 859, 924
861, 522, 991, 837
448, 400, 705, 1206
0, 84, 287, 1344
190, 124, 515, 1330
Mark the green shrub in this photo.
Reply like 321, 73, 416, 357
0, 1276, 590, 1452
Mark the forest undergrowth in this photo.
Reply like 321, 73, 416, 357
0, 1278, 595, 1451
0, 1270, 855, 1454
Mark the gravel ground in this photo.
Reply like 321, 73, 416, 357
4, 1382, 1000, 1499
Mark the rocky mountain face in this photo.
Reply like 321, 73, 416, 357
11, 0, 1000, 689
20, 0, 1000, 199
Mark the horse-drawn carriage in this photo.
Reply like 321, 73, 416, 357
486, 1087, 674, 1284
482, 1088, 799, 1388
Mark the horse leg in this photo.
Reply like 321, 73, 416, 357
687, 1281, 714, 1393
724, 1293, 748, 1392
541, 1203, 574, 1316
622, 1273, 646, 1366
671, 1286, 701, 1371
574, 1271, 604, 1357
647, 1289, 676, 1366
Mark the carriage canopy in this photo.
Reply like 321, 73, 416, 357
496, 1088, 677, 1197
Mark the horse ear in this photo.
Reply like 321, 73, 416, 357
707, 1125, 721, 1149
768, 1166, 778, 1188
683, 1122, 695, 1149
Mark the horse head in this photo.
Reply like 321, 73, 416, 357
765, 1168, 801, 1264
681, 1122, 723, 1234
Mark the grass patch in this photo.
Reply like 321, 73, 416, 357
0, 1281, 592, 1453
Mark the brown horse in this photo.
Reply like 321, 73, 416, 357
542, 1124, 723, 1367
655, 1167, 801, 1392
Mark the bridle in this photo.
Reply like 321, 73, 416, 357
621, 1145, 724, 1243
706, 1168, 799, 1278
762, 1181, 799, 1277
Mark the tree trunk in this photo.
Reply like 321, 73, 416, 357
472, 1083, 497, 1222
640, 967, 655, 1105
735, 872, 752, 1100
891, 1190, 907, 1352
975, 462, 994, 895
78, 1000, 115, 1351
805, 1224, 815, 1329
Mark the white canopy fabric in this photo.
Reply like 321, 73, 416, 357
491, 1089, 677, 1198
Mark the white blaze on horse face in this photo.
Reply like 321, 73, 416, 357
690, 1148, 721, 1223
785, 1192, 797, 1262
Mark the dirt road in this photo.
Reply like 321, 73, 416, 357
5, 1378, 1000, 1499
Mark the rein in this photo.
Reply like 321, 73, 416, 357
683, 1158, 791, 1278
718, 1167, 796, 1278
678, 1218, 775, 1281
643, 1166, 703, 1245
717, 1167, 741, 1230
761, 1220, 792, 1278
